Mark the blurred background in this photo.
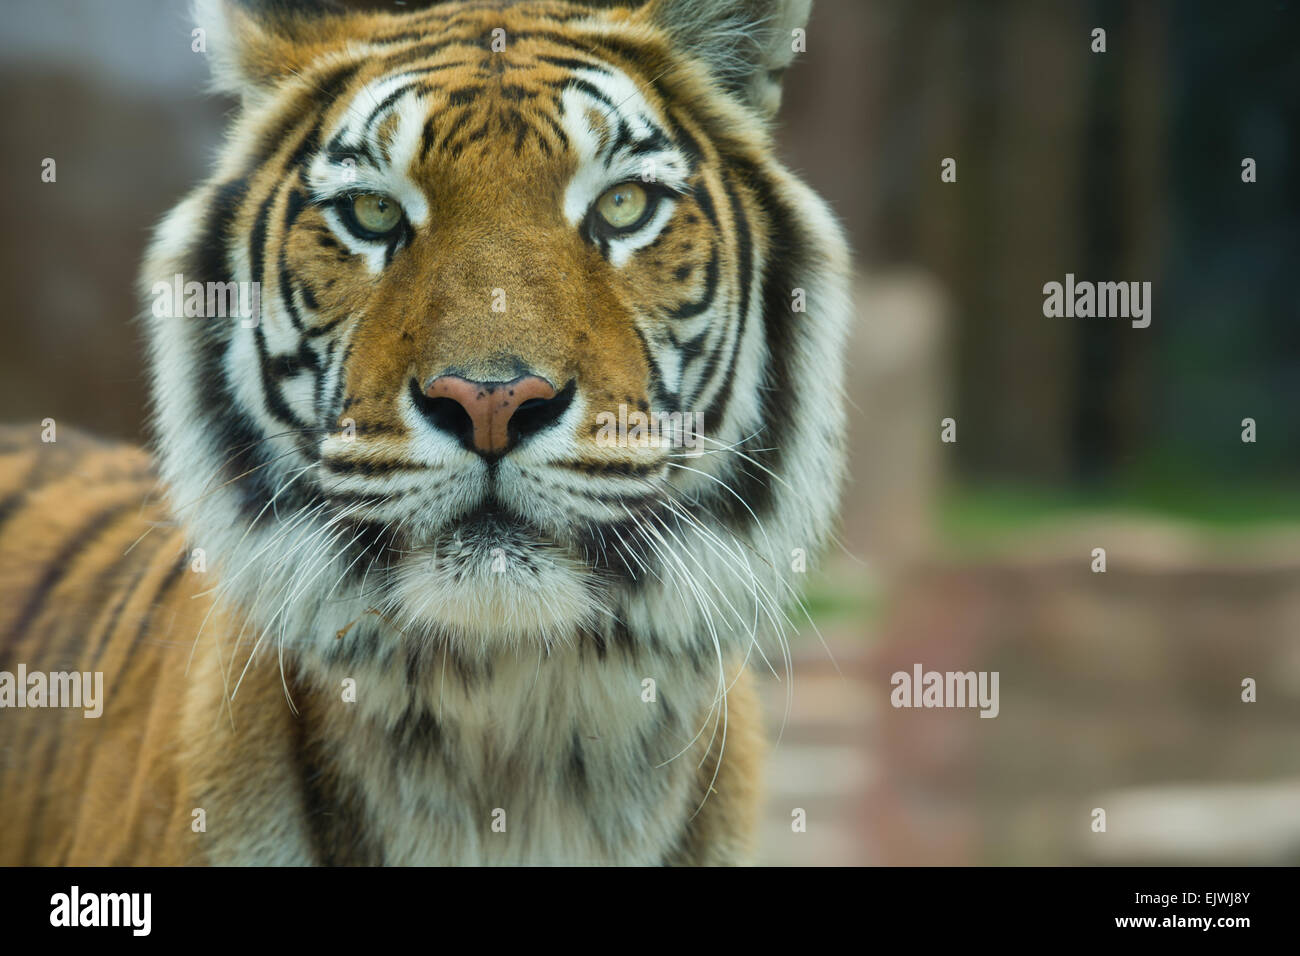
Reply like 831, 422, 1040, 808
2, 0, 1298, 865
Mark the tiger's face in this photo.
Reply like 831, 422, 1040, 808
145, 0, 849, 659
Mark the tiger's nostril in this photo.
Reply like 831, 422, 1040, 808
413, 387, 476, 448
413, 374, 573, 456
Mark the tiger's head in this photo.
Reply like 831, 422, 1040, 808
143, 0, 850, 665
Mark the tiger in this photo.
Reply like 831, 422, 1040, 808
0, 0, 850, 865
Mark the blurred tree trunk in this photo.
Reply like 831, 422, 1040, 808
1074, 0, 1165, 483
864, 0, 1166, 485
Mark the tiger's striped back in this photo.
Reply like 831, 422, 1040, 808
0, 428, 194, 863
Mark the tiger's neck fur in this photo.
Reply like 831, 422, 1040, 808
180, 618, 761, 865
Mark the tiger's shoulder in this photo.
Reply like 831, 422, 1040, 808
0, 424, 212, 865
0, 424, 170, 634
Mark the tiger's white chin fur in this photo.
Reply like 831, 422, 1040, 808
389, 526, 601, 649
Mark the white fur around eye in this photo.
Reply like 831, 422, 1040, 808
606, 197, 676, 267
559, 67, 691, 265
319, 205, 389, 274
306, 72, 433, 229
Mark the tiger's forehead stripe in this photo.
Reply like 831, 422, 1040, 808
218, 10, 663, 181
288, 24, 709, 283
315, 36, 691, 174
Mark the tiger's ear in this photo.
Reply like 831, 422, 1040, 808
192, 0, 349, 101
647, 0, 812, 118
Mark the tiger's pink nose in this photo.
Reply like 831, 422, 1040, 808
421, 374, 560, 455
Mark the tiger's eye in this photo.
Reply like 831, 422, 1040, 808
595, 183, 648, 230
352, 193, 402, 234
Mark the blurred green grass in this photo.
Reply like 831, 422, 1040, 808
799, 585, 877, 625
941, 478, 1300, 546
800, 476, 1300, 635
